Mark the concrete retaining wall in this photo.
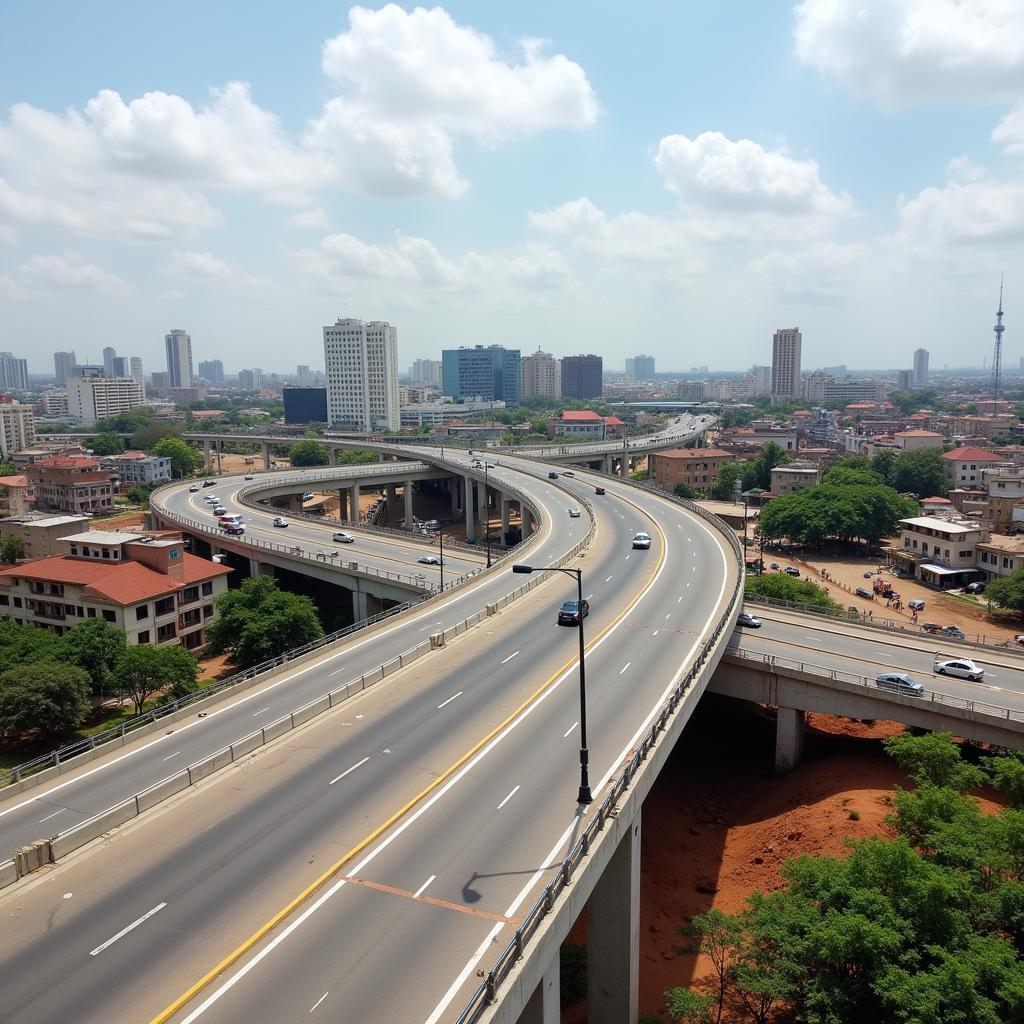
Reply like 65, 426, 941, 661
188, 748, 233, 785
135, 772, 190, 813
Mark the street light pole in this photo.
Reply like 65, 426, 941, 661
512, 563, 591, 804
484, 461, 492, 569
439, 528, 445, 590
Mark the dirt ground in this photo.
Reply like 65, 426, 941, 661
563, 698, 1006, 1021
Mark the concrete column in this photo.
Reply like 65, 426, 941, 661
387, 485, 398, 520
350, 482, 360, 523
328, 447, 338, 466
464, 476, 476, 540
248, 559, 275, 578
519, 950, 560, 1024
603, 455, 613, 475
476, 480, 487, 537
619, 452, 628, 477
262, 443, 271, 470
337, 489, 348, 521
500, 496, 510, 537
775, 707, 806, 772
587, 810, 641, 1024
352, 589, 368, 621
203, 440, 212, 467
450, 478, 460, 515
378, 453, 386, 463
404, 480, 414, 529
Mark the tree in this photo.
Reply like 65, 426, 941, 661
126, 485, 152, 506
1, 534, 25, 564
710, 461, 741, 501
883, 731, 987, 791
985, 568, 1024, 619
206, 576, 324, 668
890, 448, 949, 497
130, 421, 181, 451
153, 437, 203, 478
89, 432, 124, 456
744, 573, 844, 611
114, 645, 199, 715
0, 663, 91, 739
677, 908, 744, 1024
740, 441, 790, 491
289, 440, 330, 467
0, 620, 65, 673
823, 465, 884, 487
985, 751, 1024, 808
673, 483, 697, 500
61, 618, 128, 696
663, 987, 715, 1024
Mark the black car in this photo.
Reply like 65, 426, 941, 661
557, 599, 589, 625
202, 480, 216, 487
548, 471, 559, 479
784, 566, 800, 577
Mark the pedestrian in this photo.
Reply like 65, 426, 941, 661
868, 610, 873, 620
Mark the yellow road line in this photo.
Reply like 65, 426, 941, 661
152, 492, 668, 1024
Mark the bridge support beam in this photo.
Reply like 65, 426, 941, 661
603, 455, 612, 475
328, 447, 338, 466
203, 440, 212, 467
501, 496, 510, 539
464, 476, 476, 541
619, 453, 628, 478
518, 951, 560, 1024
261, 443, 271, 470
588, 809, 641, 1024
249, 558, 275, 578
404, 480, 414, 529
350, 482, 360, 523
352, 588, 368, 622
775, 706, 805, 772
450, 478, 460, 515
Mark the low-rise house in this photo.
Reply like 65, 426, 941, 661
977, 535, 1024, 581
650, 447, 735, 490
893, 515, 987, 588
942, 446, 1004, 486
770, 463, 821, 495
26, 454, 114, 514
102, 451, 173, 487
0, 474, 31, 516
0, 513, 90, 558
894, 429, 944, 451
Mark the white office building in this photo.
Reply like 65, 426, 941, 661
771, 328, 802, 400
130, 357, 145, 394
913, 348, 929, 386
324, 319, 400, 431
54, 351, 77, 386
165, 329, 193, 388
520, 349, 560, 398
67, 376, 146, 424
0, 402, 35, 457
0, 352, 29, 391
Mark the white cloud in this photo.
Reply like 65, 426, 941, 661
993, 101, 1024, 154
896, 176, 1024, 246
162, 249, 266, 288
287, 207, 332, 231
748, 242, 868, 304
794, 0, 1024, 106
506, 242, 572, 289
18, 250, 129, 293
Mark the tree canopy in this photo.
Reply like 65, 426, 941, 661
114, 645, 199, 715
89, 431, 124, 456
870, 447, 950, 497
985, 568, 1024, 620
711, 461, 741, 501
0, 663, 91, 739
1, 534, 25, 564
289, 440, 330, 467
153, 436, 203, 478
740, 442, 790, 492
743, 573, 843, 611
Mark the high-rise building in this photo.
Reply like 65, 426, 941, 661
0, 353, 29, 391
150, 371, 170, 392
112, 355, 130, 378
771, 328, 802, 399
441, 345, 522, 404
283, 387, 328, 424
67, 375, 146, 423
913, 348, 929, 387
165, 329, 193, 388
54, 351, 77, 386
520, 349, 560, 398
197, 359, 224, 385
323, 318, 400, 431
0, 401, 35, 456
40, 390, 70, 417
560, 354, 603, 400
632, 354, 656, 380
896, 369, 913, 391
751, 365, 772, 395
102, 346, 117, 376
296, 364, 315, 386
130, 357, 145, 390
410, 359, 442, 385
238, 369, 263, 391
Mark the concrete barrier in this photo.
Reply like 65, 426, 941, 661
328, 683, 351, 705
430, 633, 445, 649
50, 799, 138, 860
188, 748, 233, 785
363, 667, 384, 687
292, 695, 329, 728
262, 717, 292, 743
230, 732, 264, 760
135, 771, 190, 813
0, 859, 17, 890
381, 658, 401, 677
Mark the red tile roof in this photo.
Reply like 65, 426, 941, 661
655, 447, 733, 460
0, 475, 28, 487
604, 416, 625, 426
558, 410, 602, 421
34, 455, 101, 469
942, 446, 1002, 462
895, 429, 943, 437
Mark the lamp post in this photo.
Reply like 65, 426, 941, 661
512, 563, 591, 804
484, 461, 492, 569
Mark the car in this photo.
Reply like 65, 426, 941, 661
417, 555, 443, 565
908, 598, 926, 611
562, 471, 575, 477
223, 523, 245, 535
302, 493, 313, 502
548, 471, 559, 479
966, 582, 986, 594
412, 572, 428, 580
557, 599, 589, 625
332, 532, 355, 543
769, 562, 779, 570
218, 513, 242, 523
188, 484, 200, 492
863, 571, 873, 579
934, 657, 984, 681
875, 672, 924, 696
244, 475, 254, 480
212, 507, 227, 516
204, 495, 218, 503
595, 486, 605, 495
784, 566, 800, 577
939, 625, 966, 640
632, 532, 652, 549
568, 508, 581, 518
272, 517, 289, 528
202, 480, 216, 487
737, 612, 762, 628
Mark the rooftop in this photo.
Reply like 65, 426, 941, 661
2, 514, 89, 529
0, 475, 28, 487
978, 535, 1024, 553
895, 429, 943, 437
900, 516, 984, 535
557, 410, 603, 421
942, 446, 1003, 462
655, 447, 733, 460
63, 530, 141, 546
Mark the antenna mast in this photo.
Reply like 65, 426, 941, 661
991, 275, 1005, 400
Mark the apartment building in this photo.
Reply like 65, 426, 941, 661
942, 446, 1004, 486
26, 455, 114, 515
894, 516, 987, 588
985, 473, 1024, 533
977, 535, 1024, 581
441, 345, 521, 404
67, 374, 146, 423
102, 452, 173, 487
323, 318, 401, 431
770, 328, 801, 399
650, 448, 734, 490
520, 349, 560, 399
560, 355, 603, 400
0, 401, 35, 458
0, 513, 89, 558
894, 429, 944, 451
0, 530, 230, 649
769, 463, 821, 495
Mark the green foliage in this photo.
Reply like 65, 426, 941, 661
95, 408, 155, 434
823, 465, 884, 487
663, 986, 716, 1024
130, 421, 182, 451
1, 534, 25, 563
985, 568, 1024, 619
89, 431, 124, 456
710, 460, 741, 501
743, 572, 844, 610
883, 731, 987, 791
61, 618, 128, 697
985, 751, 1024, 808
126, 485, 152, 506
888, 448, 950, 497
0, 459, 16, 476
206, 576, 324, 668
673, 482, 698, 499
0, 663, 91, 739
153, 436, 203, 478
114, 644, 199, 715
0, 620, 65, 672
740, 441, 790, 491
289, 440, 330, 467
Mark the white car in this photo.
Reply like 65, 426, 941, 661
204, 495, 218, 503
272, 517, 289, 528
188, 484, 200, 492
632, 531, 652, 549
332, 532, 355, 544
934, 657, 984, 682
568, 508, 581, 518
417, 555, 443, 565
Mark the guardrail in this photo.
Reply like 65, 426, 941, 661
724, 646, 1024, 725
454, 480, 742, 1024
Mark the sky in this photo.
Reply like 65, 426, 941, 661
1, 0, 1023, 378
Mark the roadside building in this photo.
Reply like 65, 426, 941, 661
102, 452, 173, 487
894, 515, 987, 588
0, 400, 36, 458
649, 447, 734, 491
769, 463, 821, 495
894, 429, 944, 451
941, 446, 1004, 486
0, 513, 91, 559
977, 535, 1024, 581
0, 475, 31, 517
26, 455, 115, 515
548, 410, 606, 440
985, 473, 1024, 533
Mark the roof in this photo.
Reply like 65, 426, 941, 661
900, 516, 982, 534
6, 514, 87, 529
978, 535, 1024, 553
895, 429, 943, 437
654, 447, 733, 460
942, 446, 1002, 462
0, 475, 28, 487
557, 410, 603, 421
63, 530, 140, 545
0, 552, 230, 605
921, 496, 954, 505
32, 455, 101, 469
603, 415, 625, 426
919, 563, 967, 576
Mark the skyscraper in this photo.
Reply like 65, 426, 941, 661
441, 345, 522, 404
323, 318, 400, 431
560, 354, 603, 400
771, 328, 802, 400
102, 346, 117, 376
912, 348, 929, 387
165, 329, 193, 388
410, 359, 442, 385
0, 352, 29, 391
112, 355, 130, 378
54, 351, 77, 386
130, 357, 144, 389
197, 359, 224, 384
632, 354, 656, 380
520, 349, 560, 398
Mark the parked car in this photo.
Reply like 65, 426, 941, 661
908, 598, 926, 611
863, 571, 873, 579
934, 657, 984, 681
557, 599, 589, 625
855, 587, 874, 600
966, 582, 986, 594
769, 562, 779, 570
568, 508, 581, 518
302, 493, 313, 501
875, 672, 924, 696
417, 555, 443, 565
332, 532, 355, 543
632, 531, 652, 549
939, 625, 966, 640
595, 486, 605, 495
737, 612, 762, 628
244, 474, 254, 480
188, 484, 200, 492
272, 517, 289, 528
784, 566, 800, 577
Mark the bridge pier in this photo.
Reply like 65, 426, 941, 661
203, 440, 212, 467
249, 558, 275, 578
328, 447, 338, 466
464, 477, 476, 541
603, 455, 612, 475
619, 453, 628, 478
519, 952, 560, 1024
352, 588, 368, 621
261, 443, 271, 470
350, 481, 360, 523
450, 478, 460, 516
404, 480, 414, 529
775, 707, 805, 772
501, 496, 510, 539
337, 489, 348, 520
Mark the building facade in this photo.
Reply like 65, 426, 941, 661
103, 453, 173, 486
0, 514, 90, 559
26, 455, 114, 514
770, 464, 821, 494
165, 329, 193, 388
895, 516, 986, 588
630, 354, 656, 380
520, 349, 560, 398
283, 387, 329, 424
560, 354, 603, 400
0, 352, 29, 391
650, 448, 734, 490
913, 348, 929, 386
53, 351, 77, 386
942, 446, 1004, 485
771, 328, 801, 399
0, 474, 30, 516
323, 318, 401, 431
410, 359, 442, 385
441, 345, 522, 404
67, 375, 146, 423
197, 359, 224, 384
0, 401, 35, 457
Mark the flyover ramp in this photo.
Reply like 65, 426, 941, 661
0, 467, 741, 1024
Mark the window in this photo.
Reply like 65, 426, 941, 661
0, 595, 7, 606
203, 603, 214, 619
155, 596, 175, 615
13, 596, 21, 608
102, 609, 116, 623
137, 630, 150, 644
181, 586, 199, 604
157, 622, 177, 642
201, 581, 213, 596
87, 607, 96, 617
136, 604, 149, 621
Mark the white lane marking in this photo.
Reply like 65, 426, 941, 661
328, 757, 370, 786
251, 707, 270, 717
38, 808, 65, 824
586, 593, 594, 600
327, 667, 348, 677
692, 565, 697, 572
89, 903, 167, 956
624, 555, 630, 561
500, 651, 520, 665
804, 636, 818, 641
687, 537, 692, 542
619, 662, 631, 675
309, 992, 329, 1014
686, 582, 691, 588
437, 691, 463, 710
652, 631, 659, 637
161, 751, 182, 762
413, 875, 437, 899
605, 575, 614, 582
665, 613, 671, 620
563, 722, 578, 738
677, 596, 683, 603
496, 786, 520, 810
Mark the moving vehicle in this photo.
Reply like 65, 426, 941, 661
204, 495, 218, 503
302, 493, 313, 501
908, 598, 925, 611
244, 475, 254, 480
548, 472, 559, 479
784, 566, 800, 577
562, 471, 575, 477
737, 612, 762, 628
223, 523, 245, 535
875, 672, 924, 696
421, 519, 440, 532
557, 599, 589, 625
855, 586, 874, 600
202, 480, 216, 487
933, 657, 984, 681
218, 513, 242, 523
568, 508, 581, 518
417, 555, 443, 565
863, 571, 873, 579
188, 484, 200, 492
332, 531, 355, 543
212, 506, 227, 516
632, 532, 651, 549
595, 486, 605, 495
272, 517, 289, 528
